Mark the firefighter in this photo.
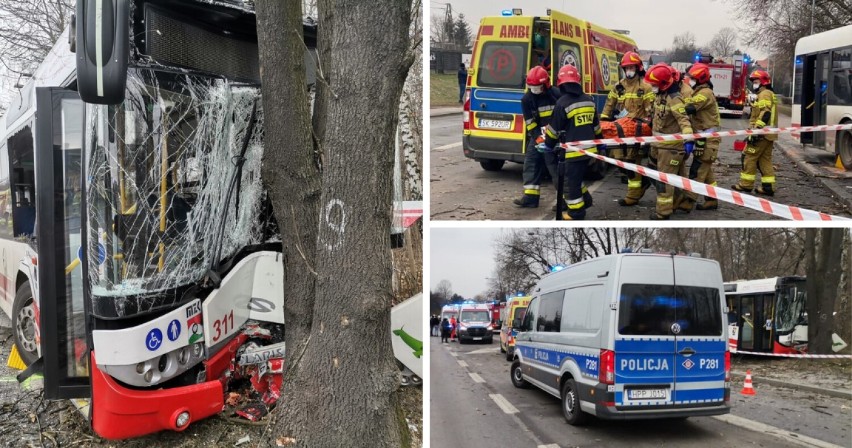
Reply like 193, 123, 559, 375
644, 63, 697, 220
538, 65, 606, 220
733, 69, 777, 195
514, 66, 561, 208
599, 51, 656, 207
684, 63, 721, 210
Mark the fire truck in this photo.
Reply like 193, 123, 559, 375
684, 53, 751, 117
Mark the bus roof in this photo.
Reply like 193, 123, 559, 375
724, 276, 805, 294
795, 24, 852, 55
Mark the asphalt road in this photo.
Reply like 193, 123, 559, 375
430, 338, 850, 448
430, 112, 852, 221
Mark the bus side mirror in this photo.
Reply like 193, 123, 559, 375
76, 0, 130, 105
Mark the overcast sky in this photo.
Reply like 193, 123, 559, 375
430, 0, 767, 59
430, 228, 508, 298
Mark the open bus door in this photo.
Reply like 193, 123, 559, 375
801, 52, 830, 147
34, 87, 91, 399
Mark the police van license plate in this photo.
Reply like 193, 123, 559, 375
477, 119, 512, 130
627, 389, 667, 400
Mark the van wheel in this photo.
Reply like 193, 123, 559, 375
479, 159, 505, 171
12, 281, 38, 366
561, 378, 588, 425
510, 360, 529, 389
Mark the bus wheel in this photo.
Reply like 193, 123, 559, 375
510, 360, 529, 389
561, 378, 588, 425
12, 281, 38, 366
479, 159, 505, 171
838, 128, 852, 170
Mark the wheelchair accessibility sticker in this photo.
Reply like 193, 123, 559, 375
146, 328, 163, 351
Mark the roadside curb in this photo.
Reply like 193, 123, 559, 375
430, 108, 461, 118
730, 370, 852, 399
776, 139, 852, 213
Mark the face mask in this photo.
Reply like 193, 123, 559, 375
651, 86, 659, 94
529, 85, 544, 94
689, 79, 697, 88
625, 69, 636, 79
752, 82, 761, 90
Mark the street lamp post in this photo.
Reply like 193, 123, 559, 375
811, 0, 815, 34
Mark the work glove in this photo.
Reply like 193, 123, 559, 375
596, 144, 607, 154
535, 142, 553, 153
746, 134, 761, 145
693, 139, 705, 158
600, 115, 612, 122
535, 135, 545, 145
684, 141, 695, 156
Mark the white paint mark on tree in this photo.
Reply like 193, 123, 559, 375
323, 198, 346, 250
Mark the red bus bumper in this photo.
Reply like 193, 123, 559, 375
90, 352, 224, 440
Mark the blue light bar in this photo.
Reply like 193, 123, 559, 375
551, 264, 565, 272
516, 292, 524, 297
501, 9, 513, 16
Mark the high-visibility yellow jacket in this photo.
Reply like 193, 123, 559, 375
651, 88, 694, 150
750, 86, 778, 142
601, 76, 654, 121
688, 83, 720, 131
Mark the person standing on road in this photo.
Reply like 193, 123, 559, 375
458, 63, 467, 103
441, 318, 451, 343
514, 66, 561, 208
538, 64, 606, 220
449, 315, 458, 342
732, 69, 778, 196
643, 63, 697, 220
600, 51, 655, 207
430, 315, 439, 337
683, 63, 722, 211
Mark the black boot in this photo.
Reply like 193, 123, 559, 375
513, 194, 540, 208
755, 184, 774, 196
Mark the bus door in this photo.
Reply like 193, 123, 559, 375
468, 16, 533, 157
34, 87, 90, 399
549, 12, 585, 91
736, 293, 774, 352
802, 52, 830, 147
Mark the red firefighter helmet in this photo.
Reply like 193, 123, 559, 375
556, 64, 581, 86
749, 69, 772, 86
645, 63, 675, 91
620, 51, 643, 68
526, 66, 551, 89
688, 63, 711, 84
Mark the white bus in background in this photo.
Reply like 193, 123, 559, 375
791, 24, 852, 169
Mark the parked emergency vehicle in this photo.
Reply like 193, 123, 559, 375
676, 54, 750, 116
440, 304, 460, 323
791, 24, 852, 169
511, 252, 730, 424
489, 301, 504, 334
457, 303, 494, 344
500, 295, 530, 361
462, 8, 637, 171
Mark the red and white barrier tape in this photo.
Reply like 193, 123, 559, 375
563, 123, 852, 147
560, 147, 851, 221
732, 350, 851, 359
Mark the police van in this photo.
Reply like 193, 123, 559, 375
510, 252, 731, 424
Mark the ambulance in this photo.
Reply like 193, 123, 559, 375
500, 295, 530, 361
462, 8, 638, 171
511, 251, 731, 424
457, 303, 494, 344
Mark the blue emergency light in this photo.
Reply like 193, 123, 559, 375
501, 9, 513, 16
620, 247, 633, 253
516, 292, 524, 297
551, 264, 565, 272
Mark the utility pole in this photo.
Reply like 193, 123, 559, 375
444, 4, 453, 44
810, 0, 815, 34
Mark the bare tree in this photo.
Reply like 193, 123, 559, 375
667, 31, 698, 63
433, 279, 453, 302
255, 0, 415, 445
706, 27, 738, 60
0, 0, 74, 113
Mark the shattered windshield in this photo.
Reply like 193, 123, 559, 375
775, 281, 807, 333
86, 69, 269, 299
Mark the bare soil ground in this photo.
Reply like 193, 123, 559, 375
0, 326, 422, 448
732, 354, 852, 392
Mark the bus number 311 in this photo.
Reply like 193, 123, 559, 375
212, 310, 235, 342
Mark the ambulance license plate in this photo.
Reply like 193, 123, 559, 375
478, 119, 511, 130
473, 337, 482, 341
627, 389, 666, 400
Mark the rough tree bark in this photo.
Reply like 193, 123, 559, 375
256, 1, 414, 446
805, 228, 843, 354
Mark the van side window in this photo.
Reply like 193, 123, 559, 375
675, 286, 723, 336
536, 290, 564, 332
561, 284, 604, 332
618, 284, 723, 336
522, 298, 537, 331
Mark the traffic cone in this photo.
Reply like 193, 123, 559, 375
740, 369, 756, 396
836, 155, 847, 171
6, 344, 26, 370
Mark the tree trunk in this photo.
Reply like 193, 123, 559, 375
257, 1, 413, 446
805, 228, 842, 354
